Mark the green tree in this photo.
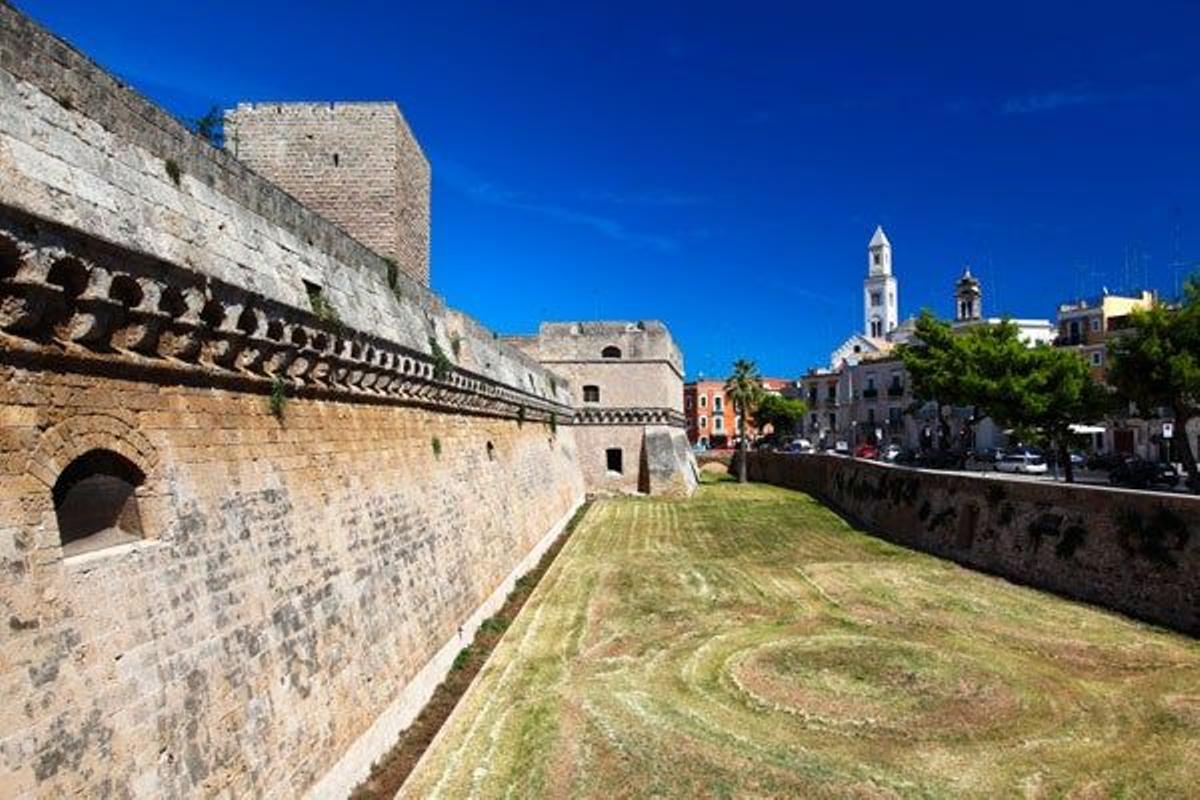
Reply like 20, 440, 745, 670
752, 393, 808, 440
899, 311, 1111, 482
1108, 277, 1200, 488
725, 359, 764, 483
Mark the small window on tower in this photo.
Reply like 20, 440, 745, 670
606, 448, 623, 474
871, 292, 882, 306
332, 153, 340, 167
583, 385, 600, 403
873, 253, 881, 266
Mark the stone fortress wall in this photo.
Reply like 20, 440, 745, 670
0, 5, 587, 798
226, 102, 431, 286
747, 454, 1200, 636
506, 321, 696, 496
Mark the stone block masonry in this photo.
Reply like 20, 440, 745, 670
747, 454, 1200, 636
226, 103, 431, 286
0, 364, 585, 797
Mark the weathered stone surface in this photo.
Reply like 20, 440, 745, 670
747, 454, 1200, 636
0, 365, 585, 798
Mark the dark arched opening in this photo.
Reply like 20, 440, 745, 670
52, 449, 146, 557
601, 346, 621, 359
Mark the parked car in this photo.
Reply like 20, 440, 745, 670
854, 443, 878, 459
996, 452, 1048, 474
914, 449, 963, 470
781, 438, 814, 455
1109, 458, 1180, 490
1087, 451, 1125, 471
833, 440, 850, 455
881, 443, 903, 462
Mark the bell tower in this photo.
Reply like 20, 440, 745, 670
863, 226, 898, 338
954, 267, 982, 322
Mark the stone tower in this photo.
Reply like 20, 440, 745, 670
864, 226, 898, 338
225, 102, 431, 286
955, 266, 982, 322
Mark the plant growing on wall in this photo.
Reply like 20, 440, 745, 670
306, 286, 341, 328
431, 436, 442, 458
164, 158, 182, 187
268, 375, 287, 418
429, 337, 453, 381
192, 105, 224, 148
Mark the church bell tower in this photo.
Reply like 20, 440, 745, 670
864, 226, 898, 338
954, 266, 982, 322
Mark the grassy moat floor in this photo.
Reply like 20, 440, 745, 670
402, 475, 1200, 799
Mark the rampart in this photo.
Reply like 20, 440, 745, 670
0, 5, 586, 798
747, 454, 1200, 636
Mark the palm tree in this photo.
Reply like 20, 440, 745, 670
725, 358, 765, 483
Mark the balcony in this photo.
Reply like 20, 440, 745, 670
887, 384, 904, 397
862, 388, 878, 399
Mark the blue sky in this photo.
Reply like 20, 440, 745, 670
16, 1, 1200, 379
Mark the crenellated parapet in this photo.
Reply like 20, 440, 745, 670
0, 210, 572, 422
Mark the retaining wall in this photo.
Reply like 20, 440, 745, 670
747, 454, 1200, 636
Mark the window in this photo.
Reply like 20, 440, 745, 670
601, 346, 622, 359
53, 449, 146, 558
866, 376, 875, 390
699, 415, 708, 429
810, 414, 817, 427
1091, 351, 1103, 366
713, 396, 723, 413
888, 407, 903, 425
828, 412, 836, 428
685, 396, 693, 409
714, 416, 724, 432
606, 448, 623, 473
699, 395, 707, 408
1091, 317, 1101, 332
867, 408, 876, 424
871, 292, 882, 307
583, 385, 600, 403
1068, 320, 1081, 344
873, 252, 880, 266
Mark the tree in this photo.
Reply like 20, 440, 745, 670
752, 393, 808, 440
899, 310, 1111, 482
1108, 277, 1200, 488
725, 359, 764, 483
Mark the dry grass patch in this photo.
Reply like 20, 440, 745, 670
402, 475, 1200, 799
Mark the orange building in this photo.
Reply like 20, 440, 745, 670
684, 377, 794, 448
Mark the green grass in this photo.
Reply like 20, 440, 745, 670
402, 480, 1200, 799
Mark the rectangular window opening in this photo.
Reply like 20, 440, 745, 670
606, 448, 623, 474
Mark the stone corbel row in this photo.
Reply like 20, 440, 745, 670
0, 226, 571, 421
574, 407, 687, 427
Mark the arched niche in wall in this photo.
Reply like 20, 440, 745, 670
52, 449, 146, 557
601, 345, 621, 359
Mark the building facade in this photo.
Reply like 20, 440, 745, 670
506, 321, 698, 496
684, 377, 794, 447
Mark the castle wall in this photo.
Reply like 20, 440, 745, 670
226, 103, 431, 286
0, 365, 584, 798
746, 454, 1200, 636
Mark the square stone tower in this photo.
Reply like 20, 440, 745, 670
226, 102, 431, 285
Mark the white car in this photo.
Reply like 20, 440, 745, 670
996, 452, 1048, 474
881, 444, 903, 462
783, 438, 814, 454
833, 440, 850, 455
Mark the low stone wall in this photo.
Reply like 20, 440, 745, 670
747, 454, 1200, 636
